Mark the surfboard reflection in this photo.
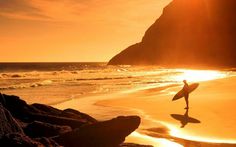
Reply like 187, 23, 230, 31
170, 109, 201, 128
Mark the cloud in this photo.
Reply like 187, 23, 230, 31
0, 0, 96, 21
0, 0, 38, 12
0, 0, 50, 20
0, 0, 171, 23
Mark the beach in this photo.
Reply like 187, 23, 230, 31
54, 75, 236, 147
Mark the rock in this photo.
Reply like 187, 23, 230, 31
31, 104, 63, 116
0, 94, 96, 128
54, 116, 141, 147
62, 108, 97, 123
28, 113, 91, 129
24, 121, 72, 138
34, 137, 60, 147
0, 133, 42, 147
0, 94, 39, 121
0, 94, 145, 147
0, 133, 59, 147
108, 0, 236, 68
31, 104, 97, 124
0, 104, 24, 137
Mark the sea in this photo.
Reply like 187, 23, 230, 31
0, 62, 233, 105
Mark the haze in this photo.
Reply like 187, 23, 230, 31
0, 0, 171, 62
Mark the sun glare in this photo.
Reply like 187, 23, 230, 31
174, 69, 227, 82
127, 132, 183, 147
162, 123, 236, 144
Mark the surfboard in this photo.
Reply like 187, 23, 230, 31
172, 83, 199, 101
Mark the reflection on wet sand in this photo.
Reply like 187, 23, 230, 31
171, 109, 201, 128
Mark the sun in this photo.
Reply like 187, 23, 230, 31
174, 69, 227, 82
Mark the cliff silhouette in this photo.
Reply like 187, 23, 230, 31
108, 0, 236, 68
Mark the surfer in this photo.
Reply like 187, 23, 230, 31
183, 80, 189, 109
172, 80, 199, 109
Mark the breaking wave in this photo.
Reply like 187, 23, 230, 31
0, 80, 53, 90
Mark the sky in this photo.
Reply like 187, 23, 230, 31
0, 0, 171, 62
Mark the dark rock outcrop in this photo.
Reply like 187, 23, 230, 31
0, 133, 60, 147
24, 121, 72, 138
31, 104, 96, 122
0, 104, 23, 137
0, 133, 43, 147
54, 116, 141, 147
109, 0, 236, 68
62, 108, 97, 122
0, 94, 97, 129
0, 94, 144, 147
34, 137, 60, 147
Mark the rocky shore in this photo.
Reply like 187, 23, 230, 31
0, 93, 152, 147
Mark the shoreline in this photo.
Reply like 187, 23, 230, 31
2, 70, 235, 146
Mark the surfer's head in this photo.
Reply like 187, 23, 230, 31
183, 80, 187, 84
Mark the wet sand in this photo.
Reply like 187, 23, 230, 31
97, 76, 236, 146
54, 76, 236, 146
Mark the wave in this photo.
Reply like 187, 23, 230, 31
0, 73, 39, 79
76, 76, 133, 81
0, 80, 53, 90
1, 73, 25, 78
0, 62, 107, 72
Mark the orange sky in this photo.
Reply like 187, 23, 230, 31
0, 0, 171, 62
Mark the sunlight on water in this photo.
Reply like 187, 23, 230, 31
162, 122, 236, 144
127, 132, 183, 147
174, 69, 227, 82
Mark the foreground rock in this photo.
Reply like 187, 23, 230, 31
0, 133, 59, 147
0, 94, 145, 147
54, 116, 140, 147
0, 94, 97, 129
0, 104, 23, 137
109, 0, 236, 68
24, 121, 72, 138
0, 98, 59, 147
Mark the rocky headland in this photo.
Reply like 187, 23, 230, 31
109, 0, 236, 68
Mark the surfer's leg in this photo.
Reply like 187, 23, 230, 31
184, 94, 189, 109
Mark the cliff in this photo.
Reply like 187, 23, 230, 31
108, 0, 236, 68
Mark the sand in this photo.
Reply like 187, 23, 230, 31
54, 76, 236, 147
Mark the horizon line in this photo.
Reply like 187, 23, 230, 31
0, 62, 108, 63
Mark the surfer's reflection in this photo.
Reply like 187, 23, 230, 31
171, 109, 201, 128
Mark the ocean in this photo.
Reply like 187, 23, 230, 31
0, 62, 232, 106
0, 62, 203, 104
1, 62, 236, 146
